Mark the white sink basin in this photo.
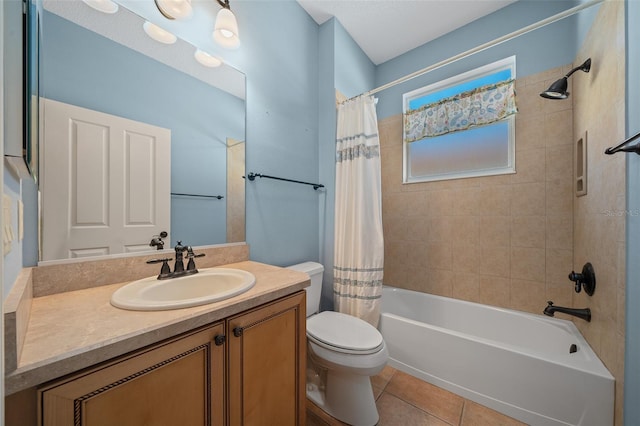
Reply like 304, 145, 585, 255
111, 268, 256, 311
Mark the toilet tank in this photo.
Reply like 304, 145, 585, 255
286, 262, 324, 316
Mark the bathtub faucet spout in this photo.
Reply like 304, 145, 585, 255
543, 301, 591, 322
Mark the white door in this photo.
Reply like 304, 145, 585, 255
41, 98, 171, 260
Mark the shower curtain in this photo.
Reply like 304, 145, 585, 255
334, 95, 384, 327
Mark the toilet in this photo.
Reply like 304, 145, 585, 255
286, 262, 388, 426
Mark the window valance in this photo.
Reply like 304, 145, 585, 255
404, 79, 517, 142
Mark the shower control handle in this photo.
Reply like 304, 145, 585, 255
568, 271, 583, 293
568, 262, 596, 296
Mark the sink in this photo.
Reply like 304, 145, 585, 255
111, 268, 256, 311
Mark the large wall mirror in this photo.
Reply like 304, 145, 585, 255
31, 0, 246, 261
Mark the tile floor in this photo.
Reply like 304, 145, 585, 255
306, 366, 527, 426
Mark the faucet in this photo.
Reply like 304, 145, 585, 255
543, 301, 591, 322
185, 246, 206, 275
173, 241, 187, 274
146, 241, 204, 280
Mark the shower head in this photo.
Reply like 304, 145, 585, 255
540, 58, 591, 100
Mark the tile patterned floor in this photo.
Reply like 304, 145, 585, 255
307, 366, 527, 426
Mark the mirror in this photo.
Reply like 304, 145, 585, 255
33, 0, 246, 261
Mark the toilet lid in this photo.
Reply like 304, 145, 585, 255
307, 311, 384, 354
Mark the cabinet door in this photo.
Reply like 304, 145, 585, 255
39, 323, 225, 426
227, 291, 306, 426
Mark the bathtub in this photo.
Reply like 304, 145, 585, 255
379, 286, 614, 426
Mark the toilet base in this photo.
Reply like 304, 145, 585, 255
306, 369, 379, 426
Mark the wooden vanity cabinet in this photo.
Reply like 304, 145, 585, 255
38, 291, 306, 426
39, 322, 226, 426
227, 291, 306, 426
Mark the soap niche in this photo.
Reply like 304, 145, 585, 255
575, 131, 587, 197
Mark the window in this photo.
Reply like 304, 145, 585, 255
403, 56, 516, 183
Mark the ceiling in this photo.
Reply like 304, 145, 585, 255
297, 0, 517, 65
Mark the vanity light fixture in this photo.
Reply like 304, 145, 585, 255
213, 0, 240, 49
194, 49, 223, 67
81, 0, 119, 14
143, 21, 178, 44
540, 58, 591, 99
154, 0, 193, 20
152, 0, 241, 49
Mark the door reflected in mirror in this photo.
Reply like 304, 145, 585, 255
33, 0, 246, 261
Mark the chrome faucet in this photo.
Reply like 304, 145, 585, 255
146, 241, 205, 280
543, 301, 591, 322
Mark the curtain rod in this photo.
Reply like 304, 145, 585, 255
343, 0, 604, 103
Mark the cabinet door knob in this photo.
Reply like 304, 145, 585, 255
233, 327, 243, 337
214, 335, 226, 346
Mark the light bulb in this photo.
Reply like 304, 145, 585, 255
143, 21, 177, 44
194, 50, 223, 68
82, 0, 119, 14
154, 0, 192, 20
213, 8, 240, 49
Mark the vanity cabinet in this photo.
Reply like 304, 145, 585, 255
227, 291, 306, 426
39, 322, 226, 426
38, 291, 306, 426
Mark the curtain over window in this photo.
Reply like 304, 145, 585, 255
404, 79, 517, 142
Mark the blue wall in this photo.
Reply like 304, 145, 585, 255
229, 0, 321, 267
333, 20, 376, 99
375, 1, 584, 120
41, 11, 244, 248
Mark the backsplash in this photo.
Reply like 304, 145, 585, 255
32, 243, 249, 297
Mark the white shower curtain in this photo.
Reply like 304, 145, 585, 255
334, 95, 384, 327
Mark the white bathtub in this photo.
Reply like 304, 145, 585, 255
379, 286, 614, 426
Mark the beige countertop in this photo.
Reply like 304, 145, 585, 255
5, 261, 309, 395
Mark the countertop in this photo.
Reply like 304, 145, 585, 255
5, 261, 309, 395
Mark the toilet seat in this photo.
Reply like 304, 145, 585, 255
307, 311, 384, 355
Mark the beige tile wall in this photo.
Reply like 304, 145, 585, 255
380, 63, 576, 316
572, 1, 626, 425
227, 140, 246, 243
379, 2, 626, 424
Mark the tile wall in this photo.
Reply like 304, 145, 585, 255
380, 63, 576, 316
572, 1, 626, 424
379, 2, 626, 423
227, 140, 246, 243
